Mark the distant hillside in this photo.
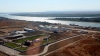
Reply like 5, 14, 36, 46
53, 17, 100, 22
0, 17, 9, 20
10, 11, 100, 17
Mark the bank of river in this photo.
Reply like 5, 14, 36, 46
0, 14, 100, 27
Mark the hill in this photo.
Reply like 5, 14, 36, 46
10, 11, 100, 17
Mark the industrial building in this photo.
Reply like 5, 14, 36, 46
24, 28, 35, 32
39, 25, 45, 29
12, 34, 24, 38
15, 31, 27, 34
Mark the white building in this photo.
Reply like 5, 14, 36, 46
45, 26, 52, 30
39, 25, 45, 29
61, 27, 66, 31
52, 26, 59, 31
15, 31, 27, 34
13, 34, 24, 38
24, 28, 35, 32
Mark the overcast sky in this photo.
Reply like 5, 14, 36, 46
0, 0, 100, 12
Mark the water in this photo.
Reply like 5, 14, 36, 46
0, 14, 100, 27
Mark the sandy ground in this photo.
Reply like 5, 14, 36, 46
23, 30, 81, 55
47, 33, 100, 56
26, 36, 46, 55
0, 52, 8, 56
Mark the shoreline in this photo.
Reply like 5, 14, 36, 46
1, 14, 100, 27
50, 19, 100, 23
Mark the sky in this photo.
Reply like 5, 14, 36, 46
0, 0, 100, 12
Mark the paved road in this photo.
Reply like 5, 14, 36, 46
0, 45, 20, 56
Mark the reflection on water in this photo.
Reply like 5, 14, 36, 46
0, 14, 100, 27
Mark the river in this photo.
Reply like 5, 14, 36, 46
0, 14, 100, 27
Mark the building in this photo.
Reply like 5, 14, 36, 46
13, 34, 24, 38
0, 39, 4, 45
52, 27, 59, 31
45, 26, 52, 31
15, 31, 27, 34
24, 28, 35, 32
39, 25, 45, 29
24, 40, 32, 46
61, 27, 66, 31
78, 29, 88, 34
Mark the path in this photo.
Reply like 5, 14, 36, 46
0, 45, 20, 56
34, 34, 85, 56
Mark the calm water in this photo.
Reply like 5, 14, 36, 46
0, 14, 100, 27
